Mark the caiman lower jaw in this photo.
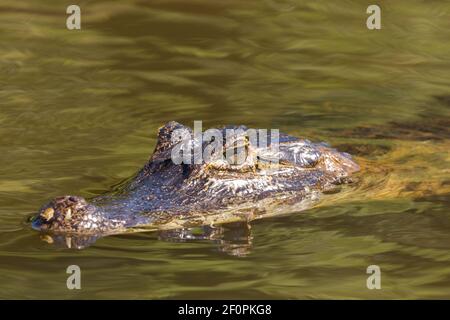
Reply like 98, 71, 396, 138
32, 195, 125, 234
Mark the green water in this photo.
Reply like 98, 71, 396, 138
1, 0, 449, 299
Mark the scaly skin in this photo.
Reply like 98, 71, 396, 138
32, 121, 359, 242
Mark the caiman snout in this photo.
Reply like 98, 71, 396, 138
32, 195, 120, 234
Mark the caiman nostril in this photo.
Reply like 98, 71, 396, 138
40, 207, 54, 221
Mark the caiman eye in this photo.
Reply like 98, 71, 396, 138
222, 145, 249, 166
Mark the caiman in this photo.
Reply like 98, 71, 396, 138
31, 121, 359, 247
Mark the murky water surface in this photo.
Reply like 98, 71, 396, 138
0, 0, 449, 298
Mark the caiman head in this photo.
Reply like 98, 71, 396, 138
32, 121, 359, 236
